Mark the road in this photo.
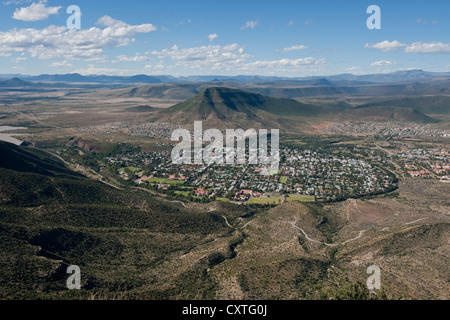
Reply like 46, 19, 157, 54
278, 219, 366, 247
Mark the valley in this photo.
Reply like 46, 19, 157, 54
0, 72, 448, 300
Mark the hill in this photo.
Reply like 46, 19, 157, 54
0, 142, 82, 179
123, 105, 156, 113
356, 95, 450, 115
0, 78, 33, 87
345, 106, 438, 123
0, 142, 244, 299
157, 87, 343, 129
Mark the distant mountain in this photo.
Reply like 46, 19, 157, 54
154, 86, 440, 129
123, 105, 157, 113
0, 69, 446, 86
21, 73, 179, 84
345, 106, 438, 123
356, 95, 450, 115
324, 70, 450, 84
157, 87, 341, 129
0, 77, 33, 87
116, 83, 205, 100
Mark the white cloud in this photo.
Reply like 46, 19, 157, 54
242, 57, 325, 71
416, 18, 426, 24
364, 40, 406, 52
72, 64, 132, 76
175, 19, 192, 26
13, 1, 61, 22
50, 60, 73, 68
287, 20, 294, 26
280, 45, 308, 52
370, 60, 397, 67
4, 0, 32, 5
241, 20, 258, 30
112, 54, 148, 63
149, 43, 325, 75
345, 66, 362, 74
149, 43, 250, 70
96, 15, 156, 36
12, 65, 26, 71
12, 56, 27, 63
366, 40, 450, 54
0, 16, 157, 61
208, 33, 218, 42
304, 20, 312, 25
404, 41, 450, 54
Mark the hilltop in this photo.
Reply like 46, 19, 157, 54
156, 87, 346, 130
154, 87, 439, 130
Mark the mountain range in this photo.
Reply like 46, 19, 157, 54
155, 87, 437, 130
1, 69, 450, 86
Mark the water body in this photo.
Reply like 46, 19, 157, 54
0, 126, 28, 146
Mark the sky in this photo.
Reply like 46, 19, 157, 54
0, 0, 449, 77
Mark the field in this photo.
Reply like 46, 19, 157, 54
280, 176, 289, 184
248, 196, 282, 205
147, 177, 186, 185
286, 194, 315, 202
118, 167, 140, 172
174, 190, 190, 196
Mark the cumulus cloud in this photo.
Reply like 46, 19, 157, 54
364, 40, 406, 52
241, 20, 258, 30
370, 60, 397, 67
280, 45, 308, 52
149, 43, 250, 70
12, 1, 61, 22
50, 60, 73, 68
208, 33, 218, 42
366, 40, 450, 54
148, 43, 325, 75
0, 16, 156, 60
404, 41, 450, 53
72, 64, 132, 76
345, 66, 362, 74
112, 54, 149, 63
96, 15, 156, 36
242, 57, 325, 71
4, 0, 32, 5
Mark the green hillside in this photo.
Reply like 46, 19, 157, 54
156, 87, 347, 131
0, 142, 82, 179
0, 142, 242, 299
166, 87, 328, 116
356, 95, 450, 115
344, 106, 438, 123
123, 105, 156, 113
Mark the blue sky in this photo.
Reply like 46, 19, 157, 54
0, 0, 449, 76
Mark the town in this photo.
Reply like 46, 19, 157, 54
100, 142, 399, 204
